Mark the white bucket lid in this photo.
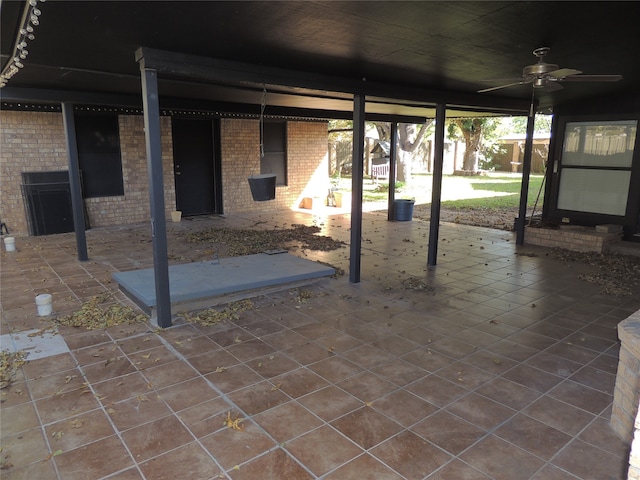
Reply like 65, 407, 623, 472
35, 293, 53, 305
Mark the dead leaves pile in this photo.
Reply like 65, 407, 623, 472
179, 299, 255, 326
552, 248, 640, 296
411, 205, 519, 231
56, 294, 147, 330
290, 288, 318, 304
401, 277, 436, 293
0, 350, 27, 389
185, 224, 345, 256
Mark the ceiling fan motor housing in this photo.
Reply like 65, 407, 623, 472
524, 60, 560, 88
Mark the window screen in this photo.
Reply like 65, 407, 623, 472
261, 121, 287, 186
75, 114, 124, 197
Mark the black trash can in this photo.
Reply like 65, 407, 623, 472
394, 199, 415, 221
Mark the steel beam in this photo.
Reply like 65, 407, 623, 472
140, 68, 172, 328
61, 102, 88, 261
387, 123, 398, 221
516, 102, 537, 245
135, 47, 530, 114
349, 94, 366, 283
427, 103, 446, 266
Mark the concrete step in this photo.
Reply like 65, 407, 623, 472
609, 241, 640, 258
113, 252, 335, 325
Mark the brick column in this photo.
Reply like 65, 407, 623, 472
630, 410, 640, 479
612, 309, 640, 443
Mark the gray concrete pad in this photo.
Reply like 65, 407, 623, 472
113, 252, 334, 316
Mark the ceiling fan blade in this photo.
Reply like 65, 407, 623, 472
561, 74, 623, 82
478, 81, 526, 93
542, 81, 564, 91
548, 68, 582, 79
478, 77, 523, 83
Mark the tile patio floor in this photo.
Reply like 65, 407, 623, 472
1, 209, 638, 480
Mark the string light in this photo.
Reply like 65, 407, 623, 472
0, 0, 45, 88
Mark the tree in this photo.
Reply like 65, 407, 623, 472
373, 121, 433, 182
447, 118, 499, 172
328, 120, 353, 176
506, 114, 553, 135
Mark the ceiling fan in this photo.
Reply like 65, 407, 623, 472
478, 47, 622, 93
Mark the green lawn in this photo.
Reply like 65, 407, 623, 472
345, 173, 545, 209
442, 175, 544, 209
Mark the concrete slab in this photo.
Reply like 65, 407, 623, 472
113, 252, 334, 319
0, 328, 70, 360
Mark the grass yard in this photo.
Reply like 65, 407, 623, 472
440, 174, 544, 209
340, 173, 545, 210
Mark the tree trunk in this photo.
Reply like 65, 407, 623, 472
372, 121, 432, 182
455, 119, 483, 172
396, 122, 432, 182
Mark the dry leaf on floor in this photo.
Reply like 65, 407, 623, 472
70, 419, 83, 429
56, 294, 146, 330
0, 350, 27, 390
180, 299, 255, 327
223, 411, 245, 431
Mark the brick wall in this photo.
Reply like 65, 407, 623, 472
0, 111, 176, 234
525, 225, 623, 253
221, 119, 328, 213
83, 115, 176, 227
1, 110, 69, 235
1, 110, 328, 234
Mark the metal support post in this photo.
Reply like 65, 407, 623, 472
140, 67, 172, 328
61, 102, 88, 261
427, 103, 446, 266
349, 94, 366, 283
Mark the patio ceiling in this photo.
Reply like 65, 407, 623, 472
2, 1, 639, 118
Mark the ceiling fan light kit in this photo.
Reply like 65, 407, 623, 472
478, 47, 622, 93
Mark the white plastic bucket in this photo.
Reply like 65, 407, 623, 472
4, 236, 16, 252
171, 211, 182, 222
35, 294, 53, 316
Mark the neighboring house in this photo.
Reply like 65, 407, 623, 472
0, 105, 328, 236
493, 133, 550, 174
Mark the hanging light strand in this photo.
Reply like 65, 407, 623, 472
0, 0, 46, 88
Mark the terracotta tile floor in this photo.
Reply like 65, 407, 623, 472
1, 209, 639, 479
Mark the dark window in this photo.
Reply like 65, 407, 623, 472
261, 120, 287, 186
75, 113, 124, 197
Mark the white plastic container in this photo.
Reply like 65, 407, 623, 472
171, 211, 182, 222
3, 236, 16, 252
35, 294, 53, 316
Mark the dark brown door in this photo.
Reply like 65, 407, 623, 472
172, 118, 221, 216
